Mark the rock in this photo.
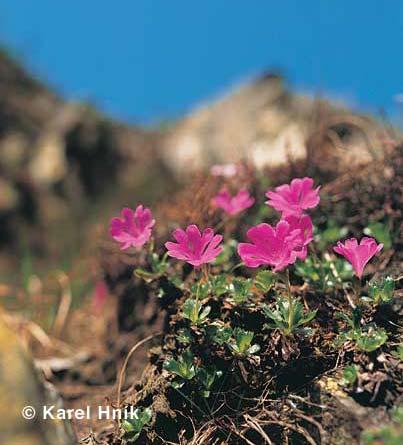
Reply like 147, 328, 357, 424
162, 72, 384, 175
0, 49, 170, 252
28, 133, 68, 185
0, 177, 19, 211
0, 312, 76, 445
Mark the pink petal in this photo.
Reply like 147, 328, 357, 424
186, 225, 204, 257
333, 237, 383, 278
165, 224, 223, 267
202, 234, 223, 261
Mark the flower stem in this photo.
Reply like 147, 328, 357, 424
202, 264, 209, 283
354, 276, 362, 303
286, 269, 293, 335
194, 268, 202, 323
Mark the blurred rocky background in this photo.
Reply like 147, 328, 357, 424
0, 50, 392, 271
0, 49, 173, 276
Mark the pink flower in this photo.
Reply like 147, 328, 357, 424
212, 188, 255, 216
210, 163, 237, 177
110, 205, 155, 250
165, 224, 223, 268
333, 237, 383, 278
285, 214, 313, 261
265, 177, 320, 217
237, 220, 302, 272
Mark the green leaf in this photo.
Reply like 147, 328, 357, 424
337, 307, 362, 330
209, 275, 228, 296
368, 276, 395, 304
168, 275, 184, 289
315, 220, 348, 250
164, 350, 196, 380
391, 344, 403, 361
199, 305, 211, 322
171, 380, 185, 389
254, 271, 274, 293
197, 366, 223, 397
212, 239, 238, 268
206, 325, 233, 345
321, 225, 349, 246
190, 281, 211, 299
181, 298, 210, 325
234, 328, 253, 354
121, 407, 153, 442
356, 328, 387, 352
352, 307, 363, 331
295, 256, 354, 290
334, 259, 355, 280
364, 222, 392, 250
139, 407, 153, 425
135, 252, 169, 283
341, 365, 360, 385
227, 278, 253, 304
227, 328, 259, 356
336, 308, 365, 346
263, 297, 317, 334
262, 304, 287, 329
296, 309, 318, 327
122, 419, 135, 432
176, 328, 193, 344
149, 252, 169, 274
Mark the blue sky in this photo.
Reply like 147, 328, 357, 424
0, 1, 402, 124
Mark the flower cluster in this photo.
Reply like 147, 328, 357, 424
108, 172, 392, 441
109, 177, 383, 278
238, 177, 317, 271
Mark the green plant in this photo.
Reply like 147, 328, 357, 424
336, 308, 388, 352
164, 350, 196, 381
315, 219, 348, 250
212, 239, 238, 270
121, 407, 153, 442
365, 276, 395, 305
226, 328, 260, 356
364, 222, 392, 250
197, 366, 223, 398
190, 281, 211, 299
337, 307, 362, 332
107, 172, 401, 445
226, 278, 253, 305
295, 256, 354, 290
176, 328, 193, 344
263, 296, 317, 335
206, 324, 233, 345
181, 298, 211, 325
209, 275, 228, 296
254, 270, 274, 293
341, 364, 360, 385
135, 252, 169, 283
356, 329, 388, 352
391, 344, 403, 361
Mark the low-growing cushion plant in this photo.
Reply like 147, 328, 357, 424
107, 172, 401, 444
